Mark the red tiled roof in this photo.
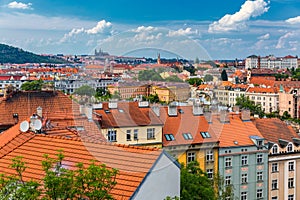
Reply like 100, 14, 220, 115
95, 102, 163, 128
159, 106, 219, 146
215, 114, 263, 147
247, 87, 278, 93
0, 124, 162, 199
253, 118, 300, 143
249, 77, 275, 87
0, 91, 76, 126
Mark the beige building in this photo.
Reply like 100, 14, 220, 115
107, 81, 150, 99
214, 87, 229, 106
94, 101, 164, 148
279, 88, 300, 118
254, 118, 300, 200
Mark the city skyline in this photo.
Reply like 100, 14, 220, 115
0, 0, 300, 60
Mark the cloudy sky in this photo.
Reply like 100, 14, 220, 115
0, 0, 300, 60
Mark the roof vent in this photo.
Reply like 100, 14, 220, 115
168, 104, 177, 117
138, 101, 149, 108
92, 103, 103, 110
108, 100, 118, 109
193, 104, 203, 116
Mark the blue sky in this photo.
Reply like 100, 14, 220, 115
0, 0, 300, 60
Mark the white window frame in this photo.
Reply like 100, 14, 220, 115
272, 163, 278, 172
206, 150, 214, 162
241, 173, 248, 184
107, 130, 117, 142
147, 128, 155, 140
225, 176, 231, 185
288, 194, 294, 200
257, 154, 263, 164
187, 152, 196, 163
126, 129, 131, 141
241, 155, 248, 166
272, 179, 278, 190
206, 169, 213, 179
272, 144, 278, 154
288, 178, 294, 188
257, 189, 263, 199
241, 191, 247, 200
288, 161, 295, 171
257, 171, 263, 182
134, 129, 138, 140
287, 143, 294, 153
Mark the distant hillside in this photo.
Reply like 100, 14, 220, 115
0, 44, 66, 64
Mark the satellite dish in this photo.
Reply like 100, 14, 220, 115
34, 119, 42, 130
20, 121, 29, 132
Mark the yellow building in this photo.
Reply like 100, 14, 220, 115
151, 82, 190, 103
94, 101, 163, 147
159, 104, 219, 176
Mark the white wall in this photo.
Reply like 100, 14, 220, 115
131, 152, 180, 200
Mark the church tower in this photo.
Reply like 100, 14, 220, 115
157, 53, 161, 64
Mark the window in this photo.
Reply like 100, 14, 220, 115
206, 169, 213, 179
241, 191, 247, 200
225, 157, 232, 168
206, 150, 214, 162
257, 140, 263, 147
165, 134, 175, 141
241, 174, 248, 184
183, 133, 193, 140
271, 197, 278, 200
287, 143, 293, 152
288, 195, 294, 200
257, 154, 263, 164
126, 130, 131, 141
272, 179, 278, 190
257, 189, 263, 199
241, 155, 248, 166
200, 131, 211, 138
147, 128, 155, 139
288, 178, 294, 188
187, 152, 195, 163
272, 163, 278, 172
257, 171, 263, 182
272, 144, 278, 154
288, 161, 294, 171
134, 129, 138, 140
225, 176, 231, 185
107, 130, 117, 142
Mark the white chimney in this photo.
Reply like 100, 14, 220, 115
85, 105, 93, 122
168, 104, 177, 117
108, 100, 118, 109
37, 106, 42, 118
220, 110, 230, 123
204, 112, 212, 123
193, 102, 203, 116
151, 105, 160, 117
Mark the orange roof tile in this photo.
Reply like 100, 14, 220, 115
95, 102, 163, 128
0, 123, 163, 199
253, 118, 300, 143
247, 87, 277, 93
159, 106, 219, 146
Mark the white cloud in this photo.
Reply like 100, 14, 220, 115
257, 33, 270, 40
167, 28, 198, 37
7, 1, 32, 10
86, 20, 112, 34
276, 32, 295, 49
208, 0, 270, 33
286, 16, 300, 24
133, 26, 157, 33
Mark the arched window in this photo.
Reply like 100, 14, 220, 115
287, 143, 293, 153
272, 144, 278, 154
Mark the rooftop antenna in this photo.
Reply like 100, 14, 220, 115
20, 121, 29, 132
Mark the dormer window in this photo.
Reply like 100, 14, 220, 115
272, 144, 278, 154
287, 143, 293, 153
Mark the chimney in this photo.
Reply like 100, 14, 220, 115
168, 103, 177, 117
220, 110, 230, 123
138, 101, 149, 108
241, 109, 251, 121
108, 100, 118, 109
85, 105, 93, 122
204, 112, 212, 123
151, 105, 160, 117
37, 106, 42, 118
79, 105, 85, 115
193, 102, 203, 116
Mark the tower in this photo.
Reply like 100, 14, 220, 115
157, 53, 161, 64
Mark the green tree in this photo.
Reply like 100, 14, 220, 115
21, 80, 44, 91
0, 151, 118, 200
146, 93, 160, 103
181, 161, 215, 200
282, 111, 291, 120
221, 70, 228, 81
138, 69, 163, 81
187, 78, 203, 86
236, 95, 265, 118
213, 173, 235, 200
204, 74, 214, 82
165, 75, 183, 82
74, 85, 96, 97
95, 88, 111, 101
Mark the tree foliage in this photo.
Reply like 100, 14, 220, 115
21, 80, 44, 91
165, 75, 183, 82
187, 78, 203, 86
181, 161, 215, 200
236, 94, 265, 117
204, 74, 214, 82
221, 70, 228, 81
74, 85, 96, 97
95, 88, 111, 101
0, 151, 118, 200
138, 69, 163, 81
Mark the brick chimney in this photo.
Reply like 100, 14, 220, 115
241, 109, 251, 121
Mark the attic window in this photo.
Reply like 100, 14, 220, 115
287, 143, 293, 153
183, 133, 193, 140
165, 134, 175, 141
200, 132, 211, 138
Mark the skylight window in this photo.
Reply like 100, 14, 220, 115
118, 109, 124, 113
104, 110, 111, 113
183, 133, 193, 140
200, 132, 211, 138
165, 134, 175, 141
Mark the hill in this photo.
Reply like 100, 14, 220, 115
0, 44, 66, 64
